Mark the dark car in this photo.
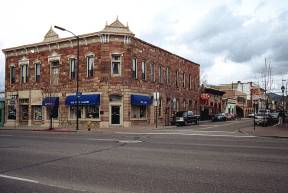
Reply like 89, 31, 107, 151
175, 111, 200, 126
212, 113, 227, 122
255, 113, 279, 127
269, 112, 280, 121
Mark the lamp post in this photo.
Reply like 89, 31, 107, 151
281, 85, 285, 123
54, 26, 80, 130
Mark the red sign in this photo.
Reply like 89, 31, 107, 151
200, 93, 210, 100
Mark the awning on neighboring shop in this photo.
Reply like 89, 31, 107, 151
131, 95, 152, 105
65, 94, 100, 106
42, 97, 59, 106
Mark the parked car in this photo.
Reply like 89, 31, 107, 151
248, 113, 255, 118
175, 111, 200, 126
269, 112, 280, 123
258, 109, 270, 115
255, 113, 279, 127
212, 113, 227, 122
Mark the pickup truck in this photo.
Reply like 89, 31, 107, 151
175, 111, 200, 126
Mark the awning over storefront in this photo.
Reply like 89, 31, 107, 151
131, 95, 152, 105
42, 97, 59, 106
65, 94, 100, 106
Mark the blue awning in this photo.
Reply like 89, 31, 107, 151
42, 97, 59, 106
131, 95, 152, 106
65, 94, 100, 106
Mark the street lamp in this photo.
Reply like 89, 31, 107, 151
281, 85, 285, 123
54, 26, 80, 130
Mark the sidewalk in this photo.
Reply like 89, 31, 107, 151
1, 125, 176, 133
240, 123, 288, 138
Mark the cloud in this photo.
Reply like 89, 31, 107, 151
0, 0, 287, 90
175, 2, 288, 85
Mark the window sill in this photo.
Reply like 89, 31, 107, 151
130, 118, 147, 121
68, 118, 101, 121
111, 74, 121, 77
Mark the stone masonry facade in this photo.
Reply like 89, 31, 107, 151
3, 18, 200, 129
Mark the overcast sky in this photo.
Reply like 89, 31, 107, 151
0, 0, 287, 92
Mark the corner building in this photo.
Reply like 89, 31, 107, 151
3, 19, 200, 128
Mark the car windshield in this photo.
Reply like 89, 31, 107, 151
175, 111, 186, 117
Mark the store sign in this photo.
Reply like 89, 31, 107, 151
200, 93, 210, 100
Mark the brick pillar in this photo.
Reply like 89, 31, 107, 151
28, 90, 32, 126
15, 98, 19, 127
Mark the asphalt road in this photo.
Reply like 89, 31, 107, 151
0, 119, 288, 193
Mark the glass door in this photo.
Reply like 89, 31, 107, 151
111, 106, 120, 124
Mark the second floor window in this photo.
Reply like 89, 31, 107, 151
51, 60, 59, 85
166, 67, 170, 84
132, 58, 137, 79
158, 65, 162, 83
87, 55, 94, 78
189, 74, 192, 90
183, 73, 186, 88
150, 63, 154, 82
35, 63, 41, 82
141, 61, 146, 80
21, 64, 28, 83
69, 58, 76, 80
112, 54, 121, 75
176, 71, 179, 87
10, 65, 15, 84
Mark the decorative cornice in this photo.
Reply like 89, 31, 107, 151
100, 18, 134, 36
43, 27, 59, 42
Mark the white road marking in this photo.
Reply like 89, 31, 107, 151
174, 130, 238, 133
0, 135, 13, 137
87, 138, 142, 143
0, 174, 88, 192
118, 140, 142, 143
0, 174, 39, 183
116, 132, 255, 138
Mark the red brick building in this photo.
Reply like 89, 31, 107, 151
3, 18, 200, 128
200, 87, 225, 120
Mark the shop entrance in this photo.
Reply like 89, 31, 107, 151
109, 95, 122, 126
20, 105, 29, 124
111, 105, 120, 125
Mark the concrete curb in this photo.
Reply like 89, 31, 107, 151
1, 127, 77, 133
238, 127, 288, 139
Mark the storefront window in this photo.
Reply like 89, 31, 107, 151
85, 106, 99, 119
69, 106, 99, 119
33, 106, 42, 120
69, 106, 83, 119
70, 106, 77, 119
131, 105, 147, 118
8, 105, 16, 120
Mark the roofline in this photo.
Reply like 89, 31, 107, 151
2, 30, 134, 53
204, 87, 225, 96
2, 31, 101, 53
134, 37, 200, 66
3, 30, 200, 68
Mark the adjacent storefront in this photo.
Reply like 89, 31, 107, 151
65, 94, 100, 120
